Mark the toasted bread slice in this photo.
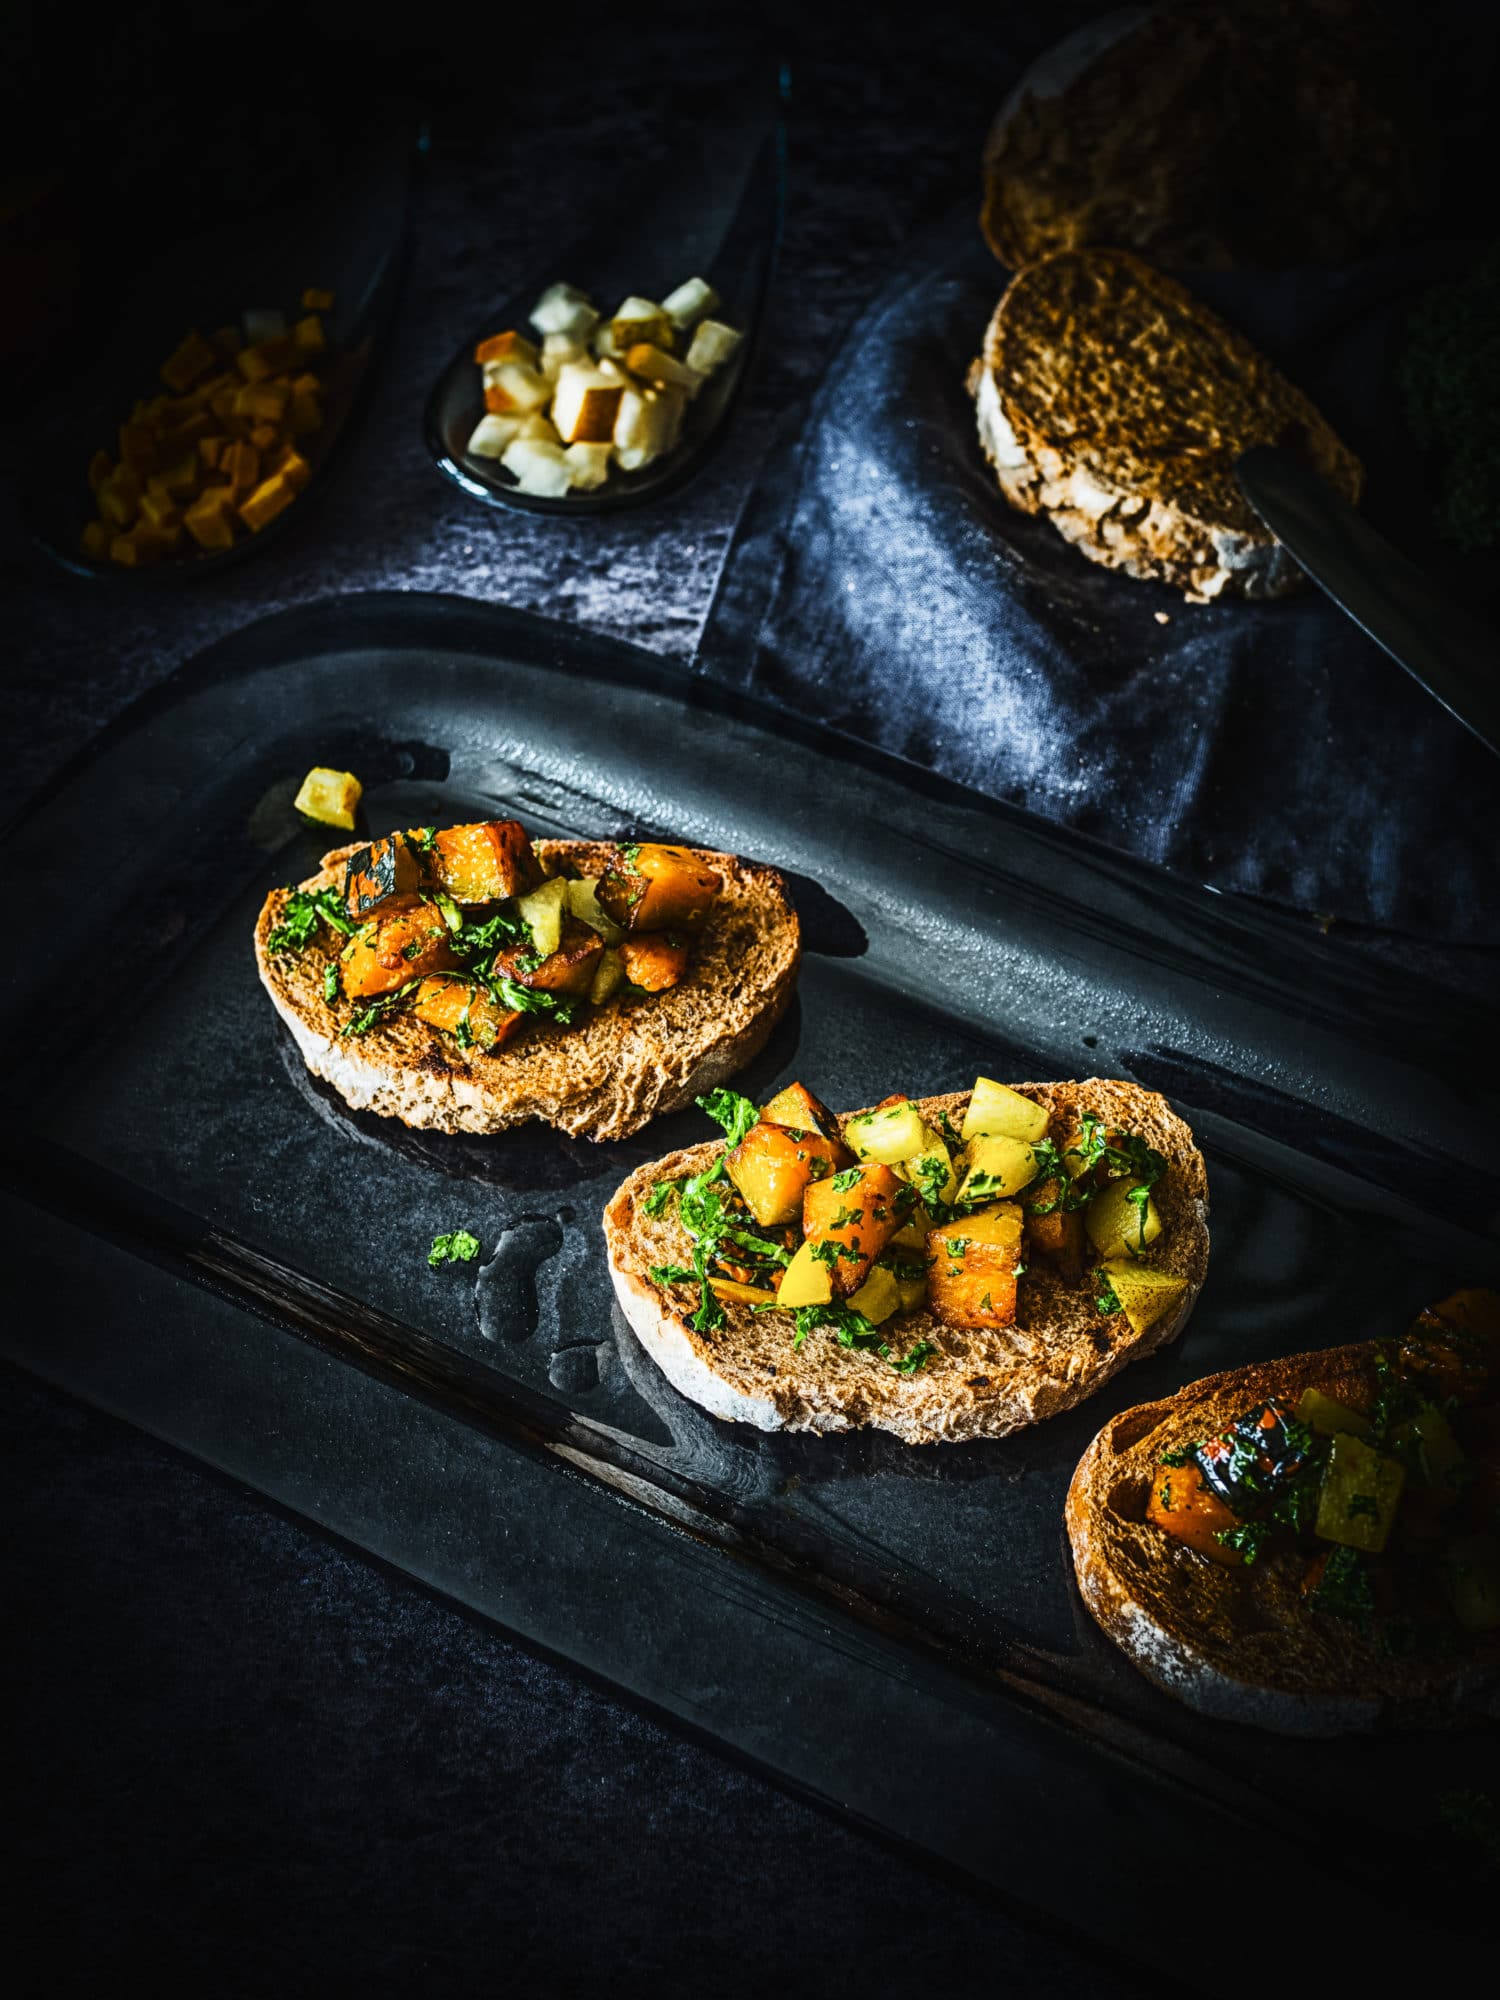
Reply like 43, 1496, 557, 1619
255, 839, 800, 1142
966, 248, 1363, 601
1066, 1345, 1500, 1733
605, 1080, 1208, 1445
980, 2, 1426, 274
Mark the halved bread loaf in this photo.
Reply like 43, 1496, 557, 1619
605, 1080, 1208, 1445
966, 248, 1363, 601
1066, 1345, 1500, 1733
255, 839, 800, 1141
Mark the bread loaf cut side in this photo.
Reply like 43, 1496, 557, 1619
967, 249, 1363, 601
1066, 1345, 1500, 1733
605, 1080, 1208, 1445
255, 838, 800, 1142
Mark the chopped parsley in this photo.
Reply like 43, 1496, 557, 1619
1311, 1544, 1375, 1624
830, 1167, 863, 1193
697, 1088, 760, 1150
890, 1339, 937, 1376
267, 885, 355, 955
322, 962, 340, 1004
342, 980, 421, 1037
643, 1180, 679, 1218
1094, 1270, 1123, 1315
410, 826, 439, 854
428, 1228, 481, 1268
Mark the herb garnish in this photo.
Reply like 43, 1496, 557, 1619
322, 962, 340, 1004
1311, 1545, 1375, 1624
1094, 1270, 1123, 1314
343, 981, 421, 1037
267, 885, 355, 955
428, 1228, 481, 1268
643, 1181, 679, 1218
890, 1339, 937, 1376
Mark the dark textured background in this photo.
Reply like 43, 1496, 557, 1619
3, 2, 1482, 1990
2, 5, 1159, 1993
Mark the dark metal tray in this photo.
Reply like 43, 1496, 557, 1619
4, 594, 1496, 1968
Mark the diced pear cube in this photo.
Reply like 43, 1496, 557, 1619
482, 360, 551, 415
530, 283, 599, 339
500, 436, 574, 498
540, 332, 589, 380
475, 329, 540, 369
552, 361, 625, 444
661, 276, 719, 331
564, 442, 613, 492
609, 296, 672, 352
624, 342, 703, 398
612, 383, 680, 470
518, 411, 562, 442
464, 414, 524, 460
685, 318, 742, 375
294, 767, 363, 831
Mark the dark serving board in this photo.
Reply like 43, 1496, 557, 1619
4, 594, 1496, 1968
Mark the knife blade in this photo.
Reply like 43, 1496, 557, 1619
1235, 445, 1500, 760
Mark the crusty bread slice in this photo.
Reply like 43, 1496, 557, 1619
605, 1080, 1208, 1445
1066, 1345, 1500, 1733
254, 839, 800, 1142
966, 248, 1363, 601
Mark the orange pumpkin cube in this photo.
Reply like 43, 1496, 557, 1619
183, 486, 236, 551
618, 933, 690, 993
341, 902, 456, 999
410, 974, 523, 1051
1146, 1461, 1242, 1566
726, 1120, 852, 1228
238, 473, 296, 533
426, 820, 540, 903
802, 1164, 906, 1295
493, 916, 602, 997
595, 843, 723, 932
925, 1203, 1023, 1330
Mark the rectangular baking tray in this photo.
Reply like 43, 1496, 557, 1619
4, 593, 1496, 1968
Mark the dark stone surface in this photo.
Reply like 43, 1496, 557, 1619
3, 6, 1151, 1993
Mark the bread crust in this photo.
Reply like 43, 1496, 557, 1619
605, 1080, 1209, 1446
255, 838, 800, 1142
1066, 1344, 1500, 1732
967, 248, 1363, 602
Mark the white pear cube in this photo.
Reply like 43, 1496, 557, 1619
685, 318, 742, 376
500, 437, 574, 497
613, 383, 681, 470
530, 283, 599, 339
624, 342, 703, 398
518, 411, 562, 442
465, 412, 523, 459
483, 360, 550, 414
609, 296, 672, 353
564, 442, 613, 491
540, 332, 588, 381
661, 276, 719, 331
552, 361, 625, 444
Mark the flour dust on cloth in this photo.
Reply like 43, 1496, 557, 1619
697, 209, 1495, 955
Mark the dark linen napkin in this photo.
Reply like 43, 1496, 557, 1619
696, 207, 1495, 949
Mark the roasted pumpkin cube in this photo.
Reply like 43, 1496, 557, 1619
293, 313, 326, 354
410, 974, 523, 1051
493, 916, 602, 997
248, 422, 281, 454
802, 1164, 906, 1296
183, 485, 236, 550
596, 843, 723, 932
619, 932, 691, 993
343, 833, 418, 913
238, 473, 295, 533
288, 387, 324, 435
759, 1080, 845, 1143
235, 380, 291, 424
109, 524, 172, 567
274, 447, 312, 493
341, 902, 456, 999
1147, 1461, 1242, 1566
222, 440, 260, 494
926, 1203, 1023, 1330
301, 287, 335, 313
1024, 1180, 1084, 1280
235, 342, 278, 383
97, 468, 141, 529
427, 820, 541, 903
726, 1121, 849, 1228
118, 420, 157, 472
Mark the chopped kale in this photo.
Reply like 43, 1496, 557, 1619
428, 1228, 481, 1268
267, 885, 355, 955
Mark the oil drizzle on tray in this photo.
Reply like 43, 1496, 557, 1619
474, 1213, 568, 1344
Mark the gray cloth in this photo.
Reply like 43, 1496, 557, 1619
698, 210, 1496, 946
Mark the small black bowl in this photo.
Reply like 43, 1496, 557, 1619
422, 65, 786, 519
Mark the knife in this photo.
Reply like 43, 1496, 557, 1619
1235, 445, 1500, 760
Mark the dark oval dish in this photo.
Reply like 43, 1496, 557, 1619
26, 126, 412, 586
422, 68, 786, 519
